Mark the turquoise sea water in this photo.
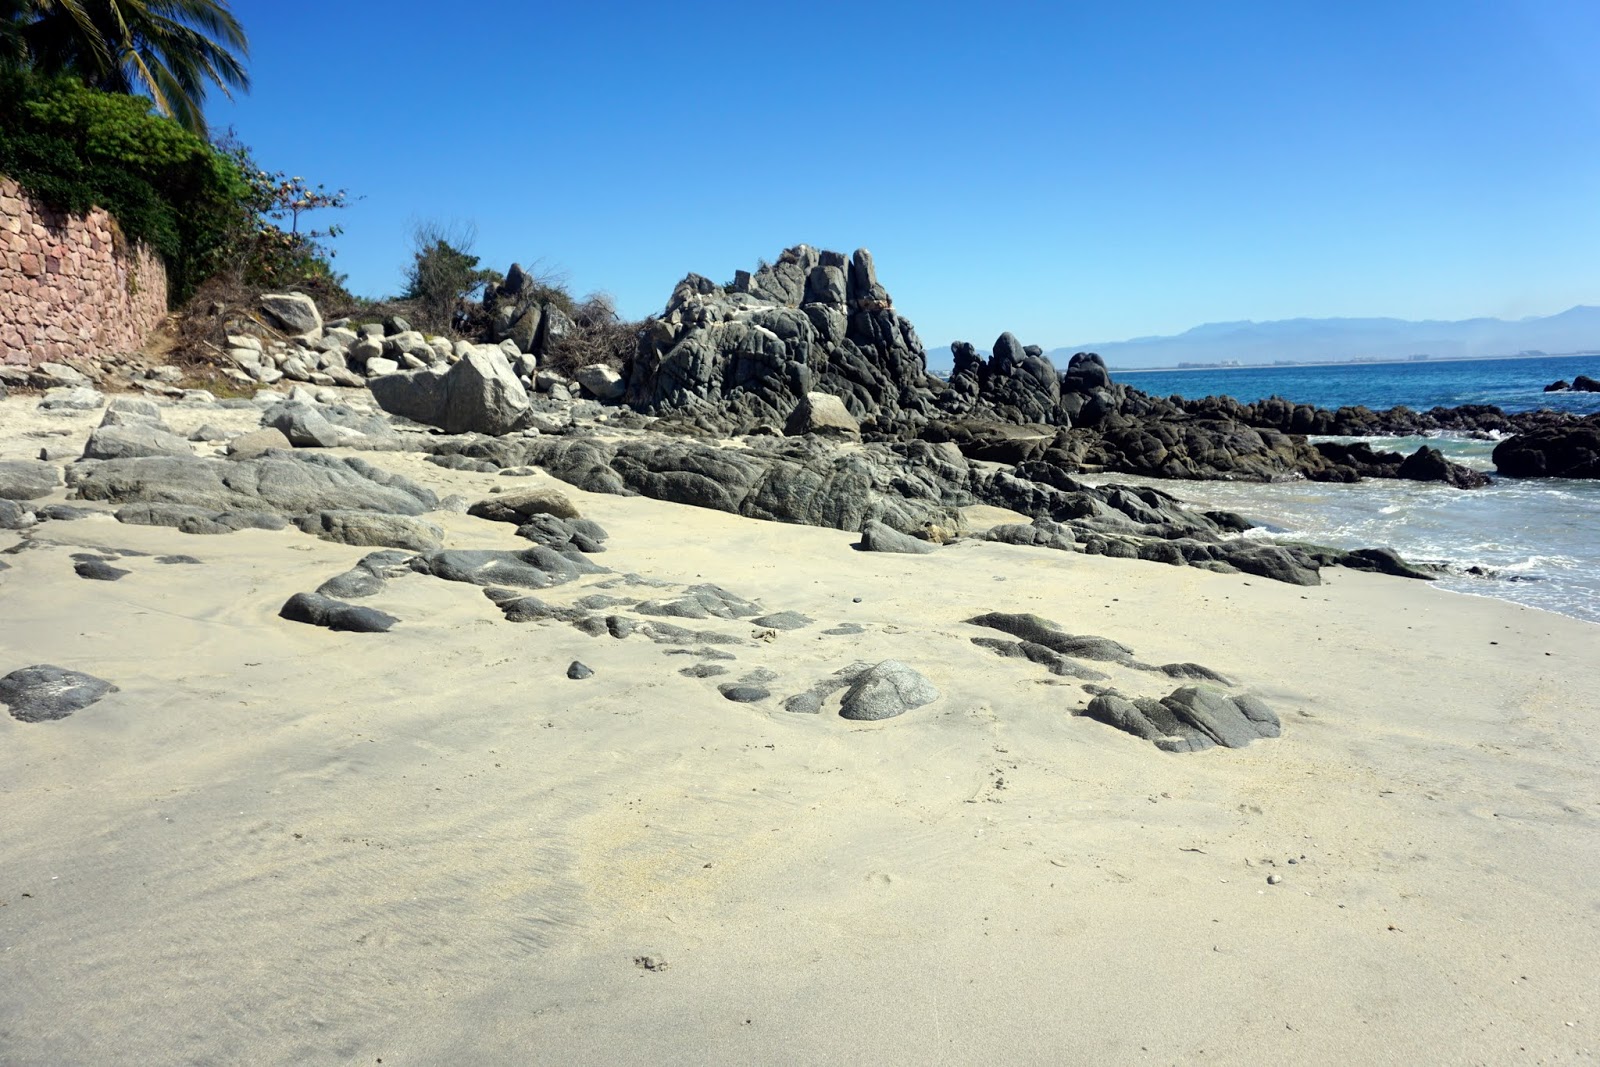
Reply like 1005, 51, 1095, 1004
1101, 357, 1600, 624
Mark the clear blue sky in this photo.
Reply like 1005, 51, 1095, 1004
211, 0, 1600, 350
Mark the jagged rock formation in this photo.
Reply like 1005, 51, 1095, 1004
617, 245, 1494, 487
625, 246, 940, 435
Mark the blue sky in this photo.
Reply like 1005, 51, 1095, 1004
211, 1, 1600, 350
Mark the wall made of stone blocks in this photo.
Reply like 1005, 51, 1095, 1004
0, 175, 170, 366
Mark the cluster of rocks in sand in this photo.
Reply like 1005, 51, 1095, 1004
7, 240, 1595, 755
1, 376, 1282, 756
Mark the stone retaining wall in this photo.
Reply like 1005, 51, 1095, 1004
1, 176, 169, 366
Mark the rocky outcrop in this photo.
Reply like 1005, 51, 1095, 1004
67, 452, 439, 517
1545, 375, 1600, 393
422, 431, 1408, 585
1491, 414, 1600, 478
625, 245, 940, 436
617, 246, 1495, 489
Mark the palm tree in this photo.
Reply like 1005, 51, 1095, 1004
2, 0, 249, 135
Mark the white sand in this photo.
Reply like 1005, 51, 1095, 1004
2, 393, 1597, 1065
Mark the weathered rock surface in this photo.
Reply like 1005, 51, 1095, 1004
1, 665, 119, 722
293, 510, 445, 551
227, 427, 293, 457
626, 245, 939, 437
467, 487, 580, 523
81, 425, 195, 461
115, 504, 290, 535
856, 519, 936, 554
839, 660, 939, 721
315, 550, 413, 599
409, 546, 606, 589
260, 292, 322, 335
1085, 687, 1280, 752
69, 453, 438, 517
369, 347, 531, 435
74, 559, 129, 581
0, 499, 33, 529
422, 433, 1391, 584
0, 459, 59, 501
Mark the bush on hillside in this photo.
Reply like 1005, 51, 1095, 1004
402, 221, 501, 335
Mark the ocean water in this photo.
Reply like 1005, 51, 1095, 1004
1115, 353, 1600, 415
1092, 357, 1600, 624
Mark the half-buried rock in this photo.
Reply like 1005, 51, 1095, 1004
468, 487, 581, 523
279, 592, 398, 633
856, 520, 936, 555
1084, 686, 1280, 752
1, 665, 119, 722
839, 660, 939, 721
293, 510, 444, 551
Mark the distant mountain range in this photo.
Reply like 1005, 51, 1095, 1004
924, 306, 1600, 373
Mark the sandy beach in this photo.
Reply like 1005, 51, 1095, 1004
2, 391, 1597, 1065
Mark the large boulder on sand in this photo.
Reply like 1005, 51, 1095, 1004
839, 660, 939, 721
369, 347, 531, 435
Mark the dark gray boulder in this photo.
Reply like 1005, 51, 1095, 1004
278, 592, 397, 633
1, 665, 119, 722
969, 637, 1110, 681
567, 661, 594, 680
115, 503, 291, 535
625, 245, 938, 437
262, 401, 345, 448
515, 514, 608, 554
839, 660, 939, 721
468, 487, 581, 523
966, 612, 1136, 663
74, 559, 129, 581
982, 516, 1074, 550
750, 611, 812, 630
316, 550, 414, 598
1492, 414, 1600, 479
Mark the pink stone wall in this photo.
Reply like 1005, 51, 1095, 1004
0, 176, 170, 366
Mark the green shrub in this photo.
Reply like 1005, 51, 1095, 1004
0, 70, 248, 301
